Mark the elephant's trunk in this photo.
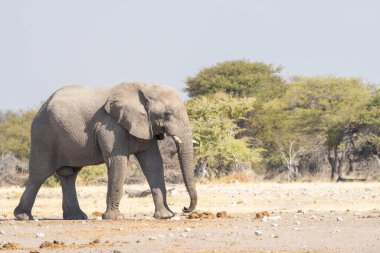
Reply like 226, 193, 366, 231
173, 125, 197, 213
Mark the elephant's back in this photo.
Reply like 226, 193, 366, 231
33, 85, 113, 144
42, 85, 112, 122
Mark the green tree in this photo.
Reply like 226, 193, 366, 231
279, 76, 371, 179
186, 92, 263, 177
185, 60, 286, 100
0, 110, 36, 161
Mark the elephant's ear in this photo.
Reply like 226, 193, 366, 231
104, 82, 153, 140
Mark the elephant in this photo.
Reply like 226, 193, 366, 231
14, 82, 197, 220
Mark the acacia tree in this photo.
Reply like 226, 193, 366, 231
185, 60, 286, 100
186, 92, 263, 178
284, 76, 371, 180
0, 110, 36, 161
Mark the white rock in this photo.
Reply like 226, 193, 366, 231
337, 216, 343, 221
255, 230, 263, 236
271, 223, 278, 228
33, 219, 39, 222
95, 216, 102, 220
268, 216, 281, 221
294, 221, 301, 225
294, 228, 300, 231
149, 236, 158, 240
170, 215, 181, 221
180, 233, 187, 238
310, 215, 317, 220
0, 230, 5, 235
36, 232, 45, 238
271, 234, 279, 238
168, 233, 174, 237
184, 227, 191, 232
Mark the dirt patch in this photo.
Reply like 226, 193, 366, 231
216, 211, 231, 218
187, 211, 215, 219
40, 240, 65, 249
255, 210, 270, 220
1, 183, 380, 252
187, 210, 232, 219
91, 211, 102, 217
1, 242, 22, 250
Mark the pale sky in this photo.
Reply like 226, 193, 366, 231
1, 0, 379, 110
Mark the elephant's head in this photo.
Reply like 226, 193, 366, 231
104, 82, 197, 213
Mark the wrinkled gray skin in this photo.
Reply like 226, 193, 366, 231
14, 82, 197, 220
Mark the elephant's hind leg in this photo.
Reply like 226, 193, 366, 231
57, 167, 88, 220
14, 162, 55, 220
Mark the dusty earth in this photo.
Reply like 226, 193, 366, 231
0, 182, 380, 253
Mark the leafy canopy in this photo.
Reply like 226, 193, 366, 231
185, 60, 286, 100
0, 110, 37, 161
186, 92, 263, 170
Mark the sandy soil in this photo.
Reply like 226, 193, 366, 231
1, 182, 380, 252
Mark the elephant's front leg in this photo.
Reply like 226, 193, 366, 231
102, 156, 128, 220
136, 141, 174, 219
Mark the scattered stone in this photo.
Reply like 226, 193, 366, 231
168, 188, 177, 196
294, 221, 301, 225
254, 230, 263, 236
337, 216, 343, 221
297, 210, 306, 214
113, 251, 121, 253
0, 230, 4, 235
95, 216, 102, 220
149, 236, 158, 240
310, 215, 317, 220
184, 227, 191, 232
271, 234, 279, 238
262, 215, 281, 222
36, 233, 45, 238
170, 215, 181, 221
294, 228, 300, 231
30, 249, 40, 253
92, 239, 100, 244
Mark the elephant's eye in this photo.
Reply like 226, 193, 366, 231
164, 111, 172, 121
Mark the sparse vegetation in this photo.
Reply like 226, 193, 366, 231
1, 60, 380, 185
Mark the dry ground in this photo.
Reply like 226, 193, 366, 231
0, 182, 380, 252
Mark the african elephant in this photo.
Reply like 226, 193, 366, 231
14, 82, 197, 220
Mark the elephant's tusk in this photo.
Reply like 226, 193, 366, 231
172, 135, 182, 144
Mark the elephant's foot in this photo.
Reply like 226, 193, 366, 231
153, 209, 175, 219
14, 207, 33, 221
63, 210, 88, 220
102, 209, 125, 220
